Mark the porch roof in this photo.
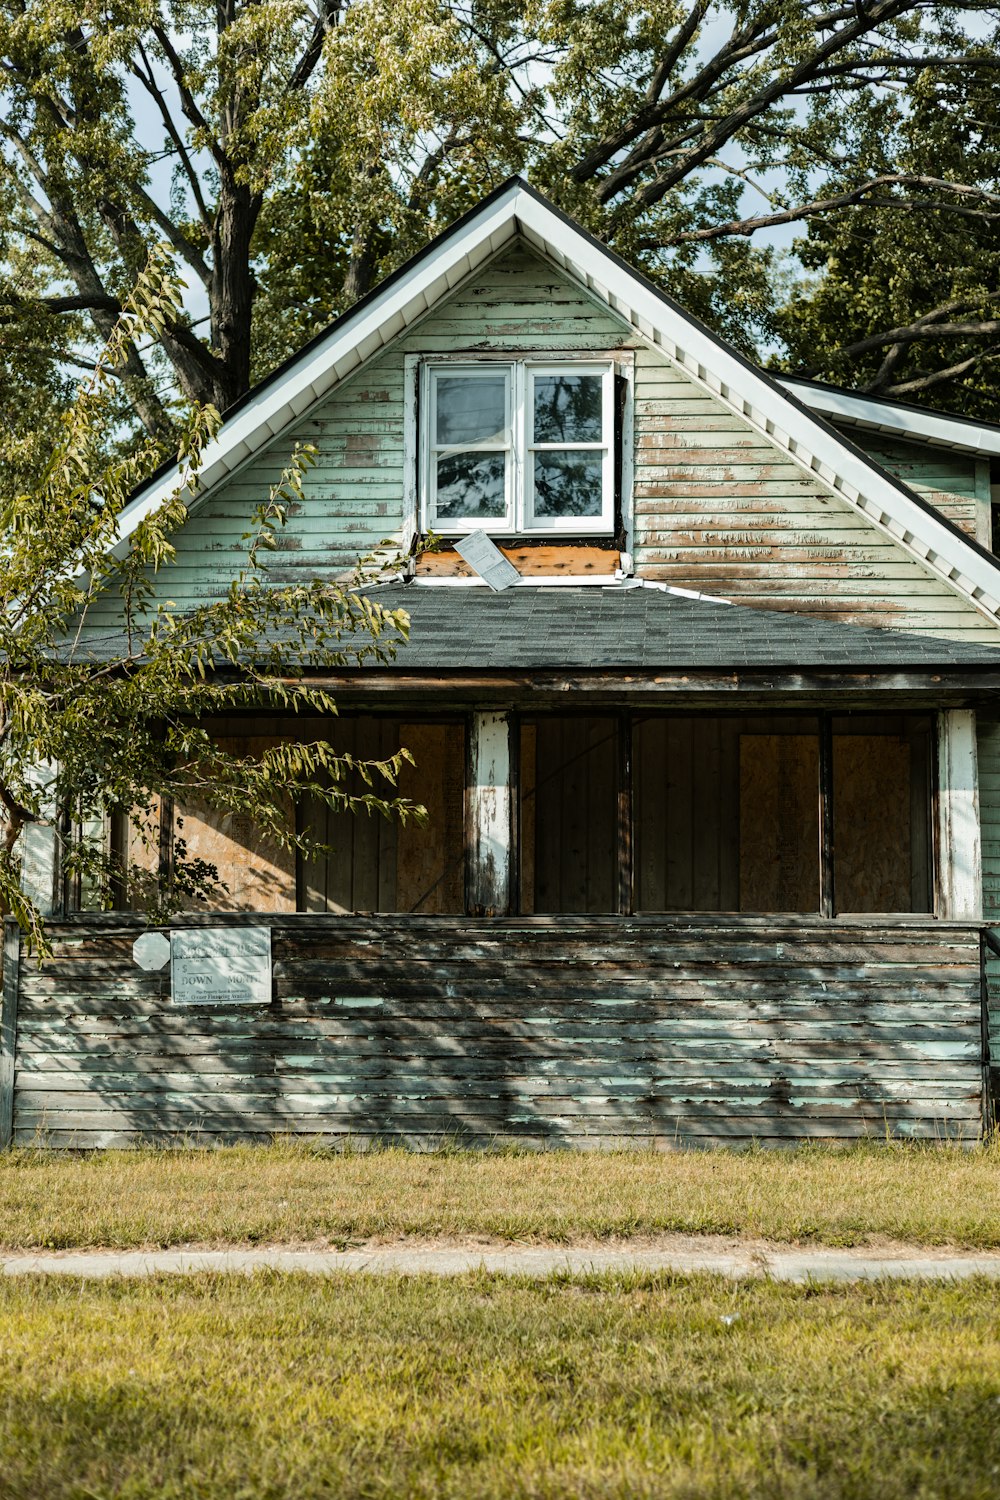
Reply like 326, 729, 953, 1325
362, 583, 1000, 672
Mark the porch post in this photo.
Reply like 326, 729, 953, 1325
19, 762, 59, 916
0, 920, 20, 1149
937, 709, 983, 920
468, 711, 513, 916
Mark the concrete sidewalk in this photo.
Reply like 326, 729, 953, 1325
5, 1241, 1000, 1282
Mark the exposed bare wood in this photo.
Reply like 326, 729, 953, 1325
415, 545, 620, 578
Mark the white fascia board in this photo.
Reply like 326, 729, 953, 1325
511, 191, 1000, 618
779, 377, 1000, 459
112, 185, 525, 554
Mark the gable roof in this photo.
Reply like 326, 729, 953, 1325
780, 377, 1000, 460
116, 176, 1000, 628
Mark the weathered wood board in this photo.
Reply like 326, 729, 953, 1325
976, 712, 1000, 1115
416, 544, 620, 578
630, 357, 995, 639
8, 915, 984, 1149
841, 433, 990, 544
299, 718, 465, 915
79, 244, 998, 644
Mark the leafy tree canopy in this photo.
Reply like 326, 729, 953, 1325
776, 38, 1000, 419
0, 248, 418, 949
3, 0, 1000, 476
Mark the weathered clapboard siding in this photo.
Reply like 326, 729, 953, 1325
837, 432, 990, 544
977, 712, 1000, 1108
83, 247, 631, 626
8, 916, 984, 1148
630, 353, 996, 639
81, 244, 998, 642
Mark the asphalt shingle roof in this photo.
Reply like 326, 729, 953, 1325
364, 584, 1000, 671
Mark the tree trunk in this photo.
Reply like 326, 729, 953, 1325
210, 180, 259, 412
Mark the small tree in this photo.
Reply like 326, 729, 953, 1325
0, 247, 419, 951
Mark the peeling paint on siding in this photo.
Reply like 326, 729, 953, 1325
81, 245, 998, 642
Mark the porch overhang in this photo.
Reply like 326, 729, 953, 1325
277, 666, 1000, 711
277, 583, 1000, 708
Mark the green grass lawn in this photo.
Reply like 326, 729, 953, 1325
3, 1139, 1000, 1249
3, 1271, 1000, 1499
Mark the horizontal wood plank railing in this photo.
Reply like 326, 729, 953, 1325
2, 914, 987, 1149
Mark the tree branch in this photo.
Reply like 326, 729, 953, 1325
285, 0, 341, 94
131, 42, 213, 233
149, 23, 227, 170
656, 174, 1000, 246
644, 0, 712, 104
129, 181, 212, 288
880, 351, 999, 397
811, 316, 1000, 367
586, 0, 926, 214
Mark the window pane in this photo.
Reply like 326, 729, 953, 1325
436, 452, 507, 519
533, 374, 603, 442
832, 716, 931, 912
300, 719, 466, 915
520, 717, 617, 914
435, 374, 506, 445
533, 452, 604, 517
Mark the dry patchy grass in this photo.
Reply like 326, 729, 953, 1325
2, 1139, 1000, 1249
3, 1271, 1000, 1499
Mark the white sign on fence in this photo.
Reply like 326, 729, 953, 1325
133, 932, 171, 972
170, 927, 272, 1007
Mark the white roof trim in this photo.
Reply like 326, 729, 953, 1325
116, 178, 1000, 626
111, 189, 526, 560
779, 377, 1000, 459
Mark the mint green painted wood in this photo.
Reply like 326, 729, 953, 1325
79, 243, 998, 641
82, 247, 630, 628
843, 434, 984, 541
12, 916, 984, 1147
977, 715, 1000, 1099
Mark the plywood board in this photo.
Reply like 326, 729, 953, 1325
396, 723, 465, 913
415, 544, 619, 578
175, 737, 296, 914
834, 735, 912, 913
634, 718, 740, 912
739, 735, 820, 912
301, 718, 465, 914
530, 717, 617, 913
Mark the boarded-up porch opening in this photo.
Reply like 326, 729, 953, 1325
90, 710, 934, 920
298, 717, 466, 914
519, 712, 933, 917
520, 716, 618, 914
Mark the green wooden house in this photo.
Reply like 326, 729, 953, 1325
6, 178, 1000, 1149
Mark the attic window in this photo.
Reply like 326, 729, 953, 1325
421, 360, 615, 535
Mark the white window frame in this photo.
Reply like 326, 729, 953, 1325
416, 356, 618, 537
524, 363, 615, 533
425, 364, 515, 532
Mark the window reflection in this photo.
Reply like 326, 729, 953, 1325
436, 452, 507, 517
435, 375, 507, 445
533, 375, 603, 443
533, 453, 603, 516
